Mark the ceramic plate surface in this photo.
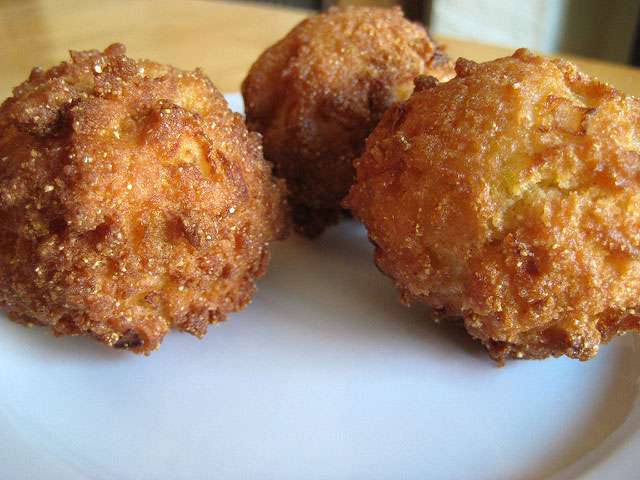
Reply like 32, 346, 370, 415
1, 94, 639, 480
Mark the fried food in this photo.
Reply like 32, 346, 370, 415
345, 49, 640, 362
242, 6, 454, 237
0, 44, 287, 354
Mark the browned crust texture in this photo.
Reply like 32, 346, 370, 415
242, 6, 454, 237
0, 44, 288, 353
345, 48, 640, 362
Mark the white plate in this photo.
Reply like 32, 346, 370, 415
1, 93, 639, 480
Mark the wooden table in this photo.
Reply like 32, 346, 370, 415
1, 0, 640, 100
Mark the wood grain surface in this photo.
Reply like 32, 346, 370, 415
1, 0, 639, 99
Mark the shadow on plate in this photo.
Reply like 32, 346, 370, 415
525, 338, 640, 480
0, 320, 126, 362
263, 218, 487, 361
0, 218, 487, 363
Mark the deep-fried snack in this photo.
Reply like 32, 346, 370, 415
345, 49, 640, 362
242, 6, 454, 237
0, 44, 287, 354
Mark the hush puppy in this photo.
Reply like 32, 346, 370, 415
345, 49, 640, 362
0, 44, 287, 354
242, 6, 454, 237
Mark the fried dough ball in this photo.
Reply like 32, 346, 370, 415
345, 49, 640, 362
0, 44, 287, 354
242, 6, 454, 237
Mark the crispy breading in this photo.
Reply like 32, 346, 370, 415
0, 44, 288, 354
345, 49, 640, 362
242, 6, 454, 237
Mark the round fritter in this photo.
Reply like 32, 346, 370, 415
0, 44, 287, 354
345, 49, 640, 362
242, 6, 454, 237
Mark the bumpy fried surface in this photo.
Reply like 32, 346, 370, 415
242, 6, 454, 237
0, 44, 287, 354
345, 49, 640, 362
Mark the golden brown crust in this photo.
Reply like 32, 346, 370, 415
242, 6, 454, 237
0, 44, 288, 354
345, 48, 640, 362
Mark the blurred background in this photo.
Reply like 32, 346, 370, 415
242, 0, 640, 65
1, 0, 639, 100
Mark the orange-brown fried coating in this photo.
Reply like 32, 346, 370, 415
345, 49, 640, 362
0, 44, 287, 354
242, 6, 454, 237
